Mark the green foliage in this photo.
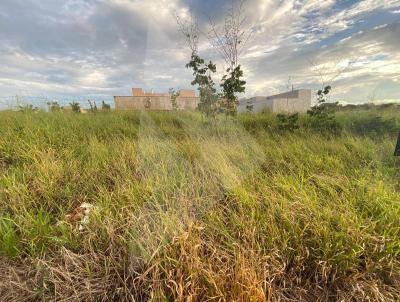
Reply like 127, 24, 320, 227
18, 104, 38, 112
88, 100, 98, 112
169, 88, 180, 110
21, 210, 56, 257
307, 86, 342, 134
101, 101, 111, 111
338, 102, 400, 112
245, 100, 253, 113
185, 55, 247, 118
220, 65, 246, 116
0, 109, 399, 300
144, 97, 151, 109
186, 54, 217, 88
186, 53, 219, 118
69, 101, 81, 113
277, 113, 299, 132
350, 115, 399, 137
0, 217, 19, 258
395, 133, 400, 156
47, 101, 62, 112
198, 87, 220, 118
238, 112, 276, 132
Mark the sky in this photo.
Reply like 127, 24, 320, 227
0, 0, 399, 106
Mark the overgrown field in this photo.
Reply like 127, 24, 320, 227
0, 109, 399, 301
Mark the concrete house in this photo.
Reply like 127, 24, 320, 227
238, 89, 312, 113
114, 88, 199, 111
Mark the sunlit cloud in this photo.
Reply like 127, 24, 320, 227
0, 0, 399, 104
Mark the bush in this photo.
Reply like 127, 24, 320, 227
101, 101, 111, 111
245, 100, 253, 113
350, 116, 399, 137
238, 113, 276, 132
69, 101, 81, 113
18, 104, 38, 112
307, 86, 342, 135
395, 133, 400, 156
47, 101, 62, 112
88, 100, 98, 112
0, 217, 19, 258
277, 113, 299, 132
307, 108, 342, 135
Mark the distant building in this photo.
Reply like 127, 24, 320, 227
114, 88, 199, 111
238, 89, 312, 113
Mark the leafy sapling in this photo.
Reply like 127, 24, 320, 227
169, 88, 180, 110
186, 53, 219, 119
101, 101, 111, 111
220, 65, 246, 116
70, 101, 81, 113
307, 86, 341, 134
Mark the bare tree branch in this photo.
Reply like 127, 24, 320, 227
176, 11, 200, 55
207, 0, 252, 70
308, 58, 355, 89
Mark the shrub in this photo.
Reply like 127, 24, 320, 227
350, 116, 399, 137
186, 53, 219, 119
277, 113, 299, 132
0, 217, 19, 258
169, 88, 180, 110
101, 101, 111, 111
395, 133, 400, 156
245, 100, 253, 113
144, 97, 151, 109
69, 101, 81, 113
18, 104, 38, 112
307, 86, 342, 135
88, 100, 98, 112
220, 65, 246, 116
47, 101, 62, 112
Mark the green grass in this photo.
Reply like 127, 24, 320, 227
0, 109, 399, 301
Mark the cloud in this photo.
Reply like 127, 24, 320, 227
0, 0, 399, 105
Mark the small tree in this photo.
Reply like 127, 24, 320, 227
208, 0, 251, 115
144, 97, 151, 110
70, 101, 80, 113
307, 86, 341, 134
220, 65, 246, 116
245, 99, 253, 113
186, 53, 219, 119
101, 101, 111, 111
395, 132, 400, 156
177, 14, 219, 119
18, 104, 38, 112
88, 100, 98, 112
208, 0, 251, 71
47, 101, 62, 112
176, 12, 199, 55
169, 88, 180, 110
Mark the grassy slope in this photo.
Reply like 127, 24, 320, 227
0, 109, 399, 301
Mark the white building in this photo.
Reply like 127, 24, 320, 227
238, 89, 312, 113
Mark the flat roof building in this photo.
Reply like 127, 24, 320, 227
114, 88, 199, 111
238, 89, 312, 113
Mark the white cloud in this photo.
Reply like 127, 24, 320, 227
0, 0, 399, 104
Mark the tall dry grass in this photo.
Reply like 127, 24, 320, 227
0, 109, 399, 301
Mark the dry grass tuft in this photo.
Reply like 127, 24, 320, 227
0, 110, 399, 301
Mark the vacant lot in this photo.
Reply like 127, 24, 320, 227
0, 109, 399, 301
